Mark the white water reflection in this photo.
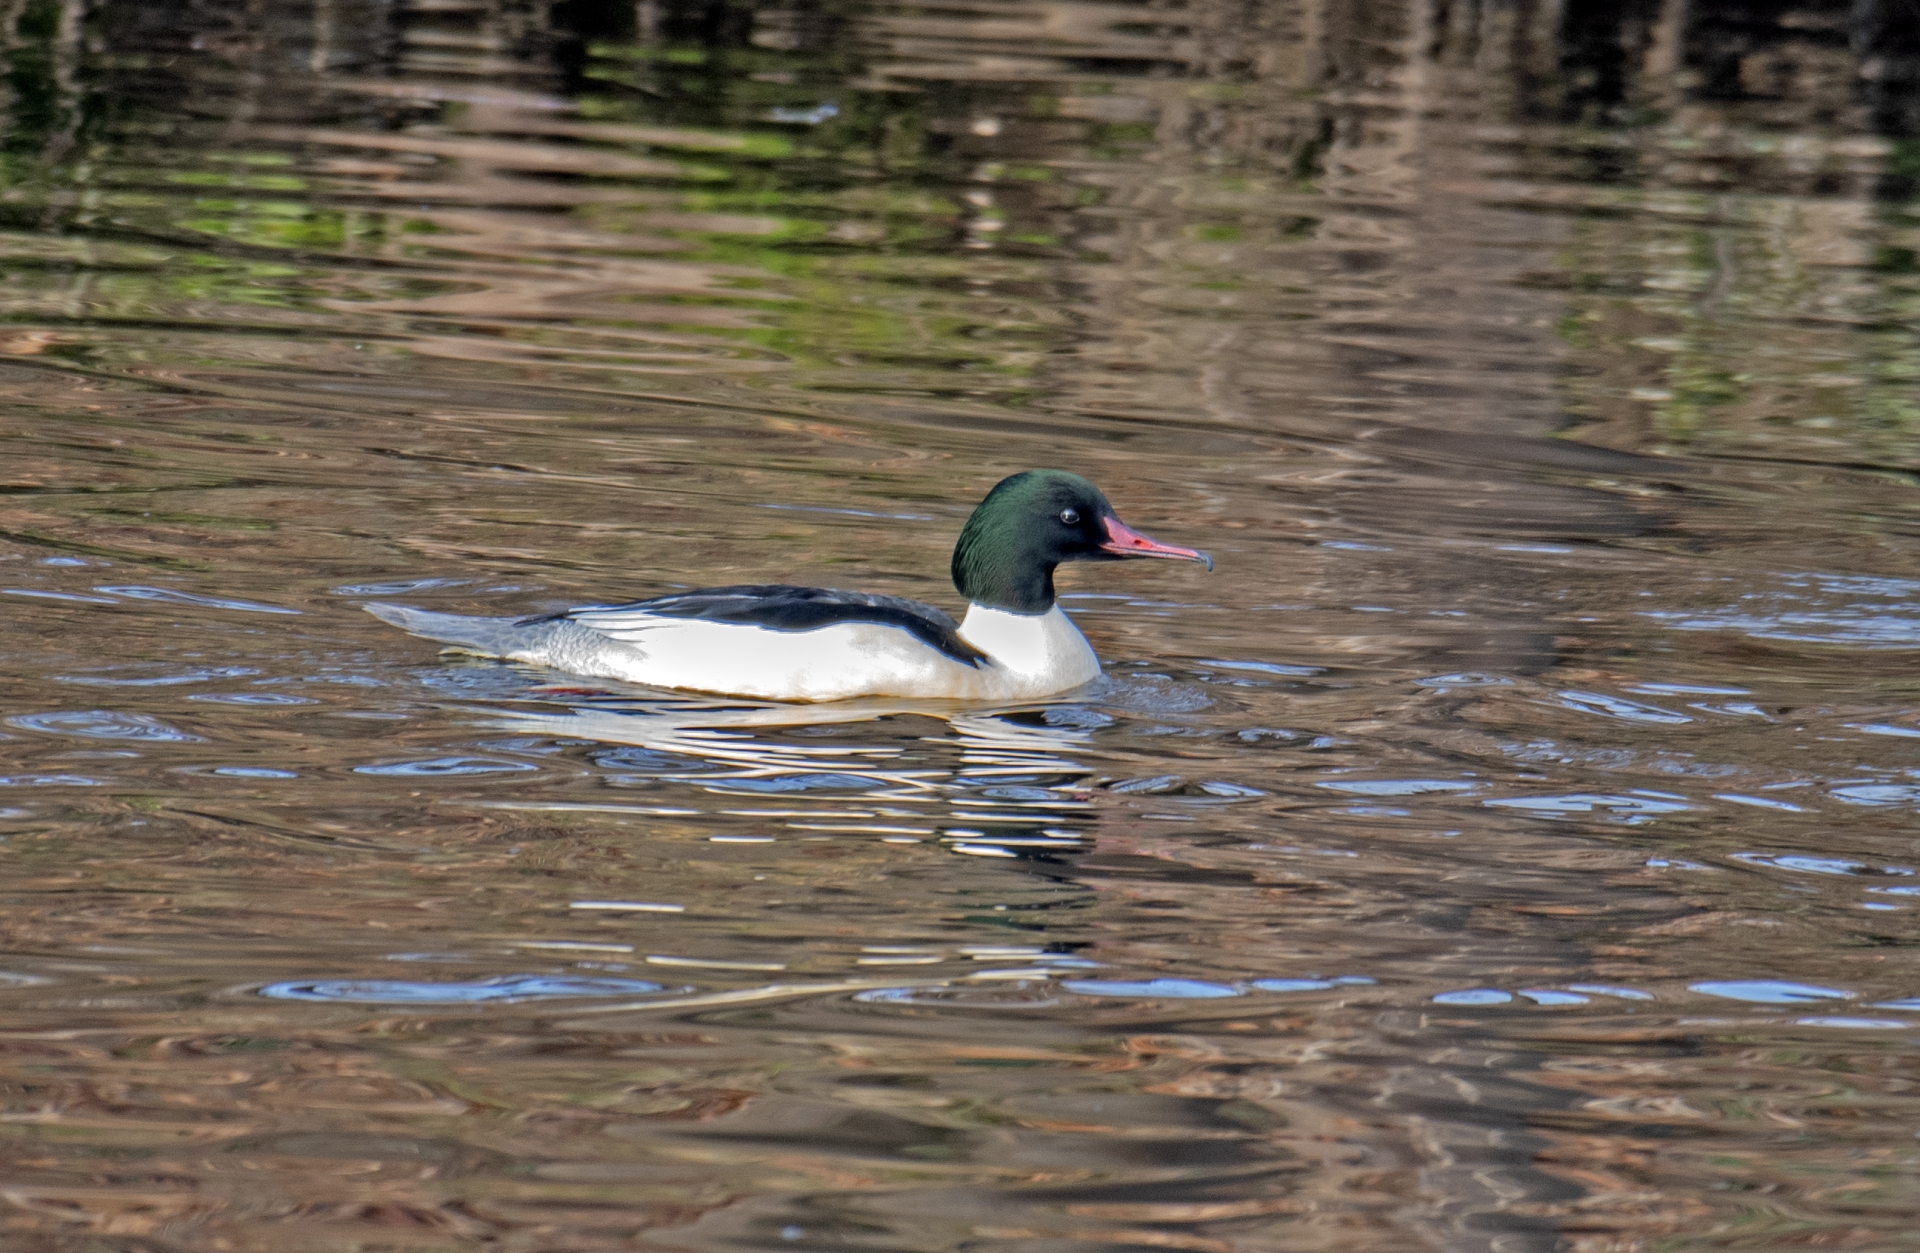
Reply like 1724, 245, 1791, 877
1645, 572, 1920, 646
474, 694, 1096, 805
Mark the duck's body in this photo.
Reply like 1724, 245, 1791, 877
367, 470, 1207, 702
367, 595, 1098, 703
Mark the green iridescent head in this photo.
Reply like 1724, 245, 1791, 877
950, 470, 1210, 614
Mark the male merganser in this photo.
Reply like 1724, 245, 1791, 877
365, 469, 1210, 702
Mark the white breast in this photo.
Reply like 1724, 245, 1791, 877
953, 604, 1102, 699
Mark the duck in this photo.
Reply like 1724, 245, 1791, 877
364, 469, 1210, 702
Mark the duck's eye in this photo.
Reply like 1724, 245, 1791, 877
1059, 508, 1080, 526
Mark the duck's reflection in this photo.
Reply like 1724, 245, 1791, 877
445, 686, 1111, 1014
471, 687, 1100, 860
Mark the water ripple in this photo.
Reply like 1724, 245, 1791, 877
8, 711, 203, 742
1832, 784, 1920, 806
3, 589, 119, 604
1731, 852, 1913, 877
334, 578, 470, 595
1316, 779, 1477, 797
707, 773, 887, 793
1557, 691, 1693, 725
58, 666, 260, 687
1793, 1017, 1909, 1029
1691, 980, 1852, 1005
1644, 574, 1920, 646
354, 757, 540, 777
1568, 984, 1656, 1001
1486, 792, 1693, 817
96, 585, 301, 615
1715, 793, 1807, 812
1628, 682, 1752, 696
1249, 977, 1374, 992
1200, 659, 1326, 677
260, 975, 667, 1004
1062, 978, 1242, 999
1413, 672, 1515, 688
853, 985, 1063, 1008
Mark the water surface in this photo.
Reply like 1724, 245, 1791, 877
3, 2, 1920, 1250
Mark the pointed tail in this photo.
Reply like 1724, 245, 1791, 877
363, 603, 562, 659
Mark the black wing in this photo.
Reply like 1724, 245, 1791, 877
524, 584, 986, 668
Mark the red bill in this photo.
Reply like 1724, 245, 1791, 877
1099, 517, 1213, 570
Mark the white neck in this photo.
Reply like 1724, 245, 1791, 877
958, 602, 1101, 692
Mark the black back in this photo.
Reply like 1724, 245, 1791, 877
526, 584, 987, 668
